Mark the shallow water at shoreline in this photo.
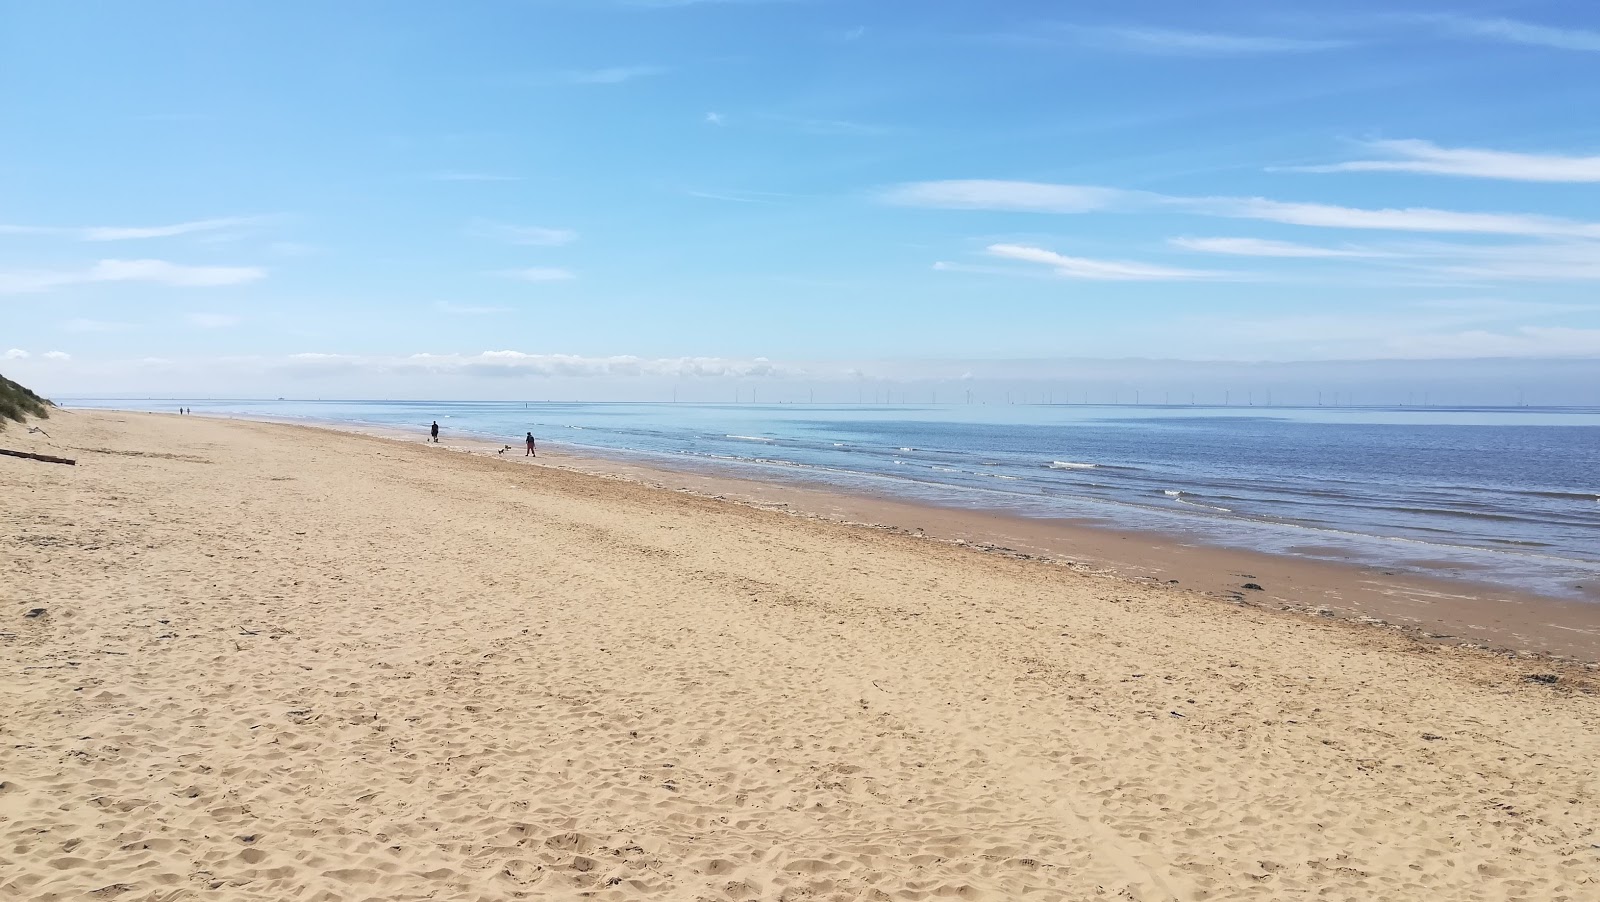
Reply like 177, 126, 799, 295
67, 398, 1600, 599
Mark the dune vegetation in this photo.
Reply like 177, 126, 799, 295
0, 374, 52, 429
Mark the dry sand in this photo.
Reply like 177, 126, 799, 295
3, 410, 1598, 901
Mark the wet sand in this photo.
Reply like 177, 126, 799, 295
360, 420, 1600, 664
3, 410, 1598, 901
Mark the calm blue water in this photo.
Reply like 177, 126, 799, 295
69, 399, 1600, 599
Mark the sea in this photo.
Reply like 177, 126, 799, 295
67, 398, 1600, 600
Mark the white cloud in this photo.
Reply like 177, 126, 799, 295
1384, 327, 1600, 358
436, 301, 512, 315
984, 243, 1227, 281
500, 267, 576, 282
1168, 237, 1600, 283
1292, 139, 1600, 182
1170, 236, 1394, 258
1, 216, 266, 241
1433, 16, 1600, 52
559, 65, 665, 84
843, 26, 865, 41
1409, 298, 1596, 317
430, 171, 524, 182
1208, 197, 1600, 238
0, 224, 59, 237
470, 221, 578, 246
91, 259, 264, 286
43, 351, 70, 361
93, 259, 254, 286
1190, 305, 1600, 358
1176, 235, 1600, 282
625, 0, 795, 8
4, 348, 28, 359
64, 318, 136, 333
276, 350, 791, 379
0, 259, 266, 294
773, 116, 891, 136
1040, 24, 1346, 55
187, 313, 241, 328
882, 180, 1133, 214
685, 188, 791, 203
704, 111, 725, 126
1409, 241, 1600, 282
886, 179, 1600, 238
1183, 295, 1600, 359
82, 217, 265, 241
931, 261, 1039, 278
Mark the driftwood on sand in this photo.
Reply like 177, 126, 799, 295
0, 448, 76, 466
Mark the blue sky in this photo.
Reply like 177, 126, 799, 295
3, 0, 1600, 399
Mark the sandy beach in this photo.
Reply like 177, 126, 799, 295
3, 409, 1598, 901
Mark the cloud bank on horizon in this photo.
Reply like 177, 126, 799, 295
3, 0, 1598, 399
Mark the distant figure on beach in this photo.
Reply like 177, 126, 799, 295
525, 432, 537, 457
430, 421, 439, 443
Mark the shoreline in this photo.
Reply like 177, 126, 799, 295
63, 402, 1600, 603
202, 409, 1600, 664
6, 409, 1598, 900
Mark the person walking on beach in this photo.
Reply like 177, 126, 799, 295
525, 431, 537, 457
430, 421, 439, 443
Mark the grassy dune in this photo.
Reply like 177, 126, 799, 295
0, 374, 52, 429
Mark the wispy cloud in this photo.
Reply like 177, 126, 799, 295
43, 351, 71, 361
88, 259, 264, 286
3, 348, 28, 359
1430, 15, 1600, 52
1206, 196, 1600, 238
1172, 237, 1600, 283
685, 188, 792, 203
1409, 241, 1600, 282
2, 216, 267, 241
0, 259, 266, 294
979, 243, 1227, 281
63, 318, 136, 333
267, 241, 319, 257
704, 111, 725, 126
882, 180, 1133, 214
623, 0, 797, 8
1390, 326, 1600, 358
768, 115, 891, 136
1170, 237, 1395, 258
499, 267, 576, 282
1182, 295, 1600, 358
470, 220, 578, 246
283, 350, 792, 379
886, 178, 1600, 238
187, 313, 241, 328
429, 171, 524, 182
558, 65, 666, 84
930, 261, 1043, 279
1030, 24, 1347, 55
1411, 298, 1597, 317
1228, 316, 1600, 359
436, 301, 512, 315
83, 218, 265, 241
1290, 139, 1600, 182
